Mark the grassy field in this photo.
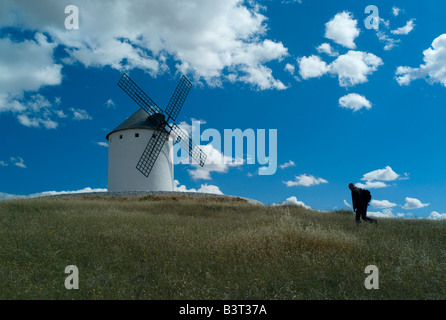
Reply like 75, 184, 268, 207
0, 195, 445, 300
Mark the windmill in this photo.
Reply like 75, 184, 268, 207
106, 74, 207, 192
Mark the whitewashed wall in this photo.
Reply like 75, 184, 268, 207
107, 128, 174, 192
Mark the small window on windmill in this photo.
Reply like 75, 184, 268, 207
135, 133, 139, 138
120, 134, 123, 139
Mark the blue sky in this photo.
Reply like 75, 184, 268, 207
1, 0, 446, 219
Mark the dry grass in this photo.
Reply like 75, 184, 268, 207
0, 195, 444, 300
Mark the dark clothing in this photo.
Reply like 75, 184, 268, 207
351, 187, 364, 211
355, 203, 375, 223
351, 187, 376, 224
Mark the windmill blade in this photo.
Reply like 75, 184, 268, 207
118, 73, 163, 116
136, 128, 170, 177
170, 123, 207, 167
165, 75, 192, 122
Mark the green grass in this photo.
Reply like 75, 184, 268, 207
0, 195, 445, 300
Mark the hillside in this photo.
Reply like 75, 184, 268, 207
0, 195, 444, 300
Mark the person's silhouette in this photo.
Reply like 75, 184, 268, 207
349, 183, 377, 225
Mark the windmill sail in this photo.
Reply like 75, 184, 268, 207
165, 75, 192, 122
118, 73, 207, 179
118, 73, 163, 116
170, 123, 207, 166
136, 127, 170, 177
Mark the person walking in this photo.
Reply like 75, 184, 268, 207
349, 183, 377, 225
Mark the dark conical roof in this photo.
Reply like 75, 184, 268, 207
106, 109, 165, 140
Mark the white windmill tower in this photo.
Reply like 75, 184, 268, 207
106, 74, 207, 192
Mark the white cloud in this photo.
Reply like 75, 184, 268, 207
197, 184, 223, 195
0, 192, 20, 200
176, 119, 206, 137
174, 119, 242, 181
71, 108, 92, 121
281, 0, 303, 4
391, 19, 416, 35
284, 174, 328, 187
339, 93, 372, 112
18, 115, 58, 129
380, 18, 390, 29
367, 208, 417, 219
392, 7, 401, 17
28, 187, 108, 198
395, 34, 446, 87
297, 50, 383, 87
354, 166, 403, 189
187, 144, 242, 181
343, 199, 352, 208
361, 166, 400, 182
238, 62, 288, 90
400, 172, 410, 180
368, 209, 419, 219
279, 160, 295, 169
395, 66, 418, 86
188, 169, 211, 181
298, 55, 329, 79
39, 119, 57, 129
0, 161, 8, 167
2, 93, 63, 129
368, 208, 397, 218
284, 63, 295, 75
174, 180, 193, 192
1, 0, 288, 90
374, 15, 415, 51
0, 33, 62, 98
16, 114, 40, 128
274, 196, 311, 209
10, 157, 26, 169
97, 142, 108, 148
105, 99, 116, 108
0, 93, 25, 114
173, 180, 223, 195
329, 50, 383, 87
370, 15, 411, 51
402, 197, 430, 210
377, 30, 400, 51
316, 43, 338, 57
324, 11, 360, 49
55, 110, 67, 119
355, 181, 389, 189
371, 199, 398, 209
0, 32, 64, 129
0, 187, 108, 200
428, 211, 446, 220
